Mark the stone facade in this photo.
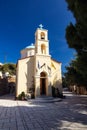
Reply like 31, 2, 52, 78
16, 27, 62, 98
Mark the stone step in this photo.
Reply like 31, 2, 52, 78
36, 96, 54, 100
28, 97, 62, 103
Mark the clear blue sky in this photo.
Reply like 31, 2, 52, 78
0, 0, 75, 72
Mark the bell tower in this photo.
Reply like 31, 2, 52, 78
35, 24, 49, 55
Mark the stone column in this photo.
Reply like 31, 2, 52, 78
35, 76, 40, 97
47, 77, 52, 96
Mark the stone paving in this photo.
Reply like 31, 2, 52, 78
0, 92, 87, 130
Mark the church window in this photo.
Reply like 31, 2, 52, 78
41, 32, 45, 39
41, 44, 46, 54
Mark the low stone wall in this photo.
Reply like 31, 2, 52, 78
69, 85, 87, 95
0, 78, 8, 96
0, 76, 16, 96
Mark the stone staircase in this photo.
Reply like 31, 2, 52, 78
28, 96, 62, 104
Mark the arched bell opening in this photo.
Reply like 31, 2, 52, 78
41, 32, 45, 39
41, 44, 46, 54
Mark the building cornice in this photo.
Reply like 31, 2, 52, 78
51, 58, 61, 64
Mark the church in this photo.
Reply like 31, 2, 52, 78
16, 25, 62, 98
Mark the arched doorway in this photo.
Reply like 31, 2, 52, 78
40, 72, 47, 95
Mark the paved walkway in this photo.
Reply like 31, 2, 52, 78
0, 92, 87, 130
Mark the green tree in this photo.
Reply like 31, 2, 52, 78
64, 60, 86, 86
0, 63, 16, 75
62, 76, 67, 88
65, 0, 87, 87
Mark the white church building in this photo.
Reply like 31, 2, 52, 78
16, 25, 62, 98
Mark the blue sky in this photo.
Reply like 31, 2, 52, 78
0, 0, 75, 72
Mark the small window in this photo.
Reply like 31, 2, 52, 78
41, 32, 45, 39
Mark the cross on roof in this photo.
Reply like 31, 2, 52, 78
39, 24, 43, 29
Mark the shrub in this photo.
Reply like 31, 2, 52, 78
18, 91, 25, 100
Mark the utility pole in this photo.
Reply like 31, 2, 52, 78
4, 53, 7, 63
0, 52, 7, 63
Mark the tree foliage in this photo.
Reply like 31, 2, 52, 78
65, 0, 87, 87
64, 60, 87, 87
66, 0, 87, 52
0, 63, 16, 75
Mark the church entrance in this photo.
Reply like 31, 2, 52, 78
40, 72, 47, 95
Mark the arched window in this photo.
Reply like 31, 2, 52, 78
40, 72, 47, 77
41, 44, 46, 54
41, 32, 45, 39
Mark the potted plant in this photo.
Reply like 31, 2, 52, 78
18, 91, 25, 100
21, 92, 25, 100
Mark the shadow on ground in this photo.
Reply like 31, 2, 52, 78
0, 93, 15, 100
0, 92, 87, 129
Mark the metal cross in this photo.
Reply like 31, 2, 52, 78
39, 24, 43, 29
